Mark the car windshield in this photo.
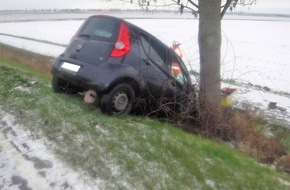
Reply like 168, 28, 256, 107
78, 17, 118, 42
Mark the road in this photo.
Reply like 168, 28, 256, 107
0, 108, 99, 190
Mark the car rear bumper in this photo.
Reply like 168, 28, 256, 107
51, 57, 141, 94
51, 57, 109, 92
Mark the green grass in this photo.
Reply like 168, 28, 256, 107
0, 57, 290, 189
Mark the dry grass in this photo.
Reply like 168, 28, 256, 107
169, 97, 290, 173
188, 103, 289, 171
225, 111, 286, 164
0, 43, 53, 74
278, 155, 290, 174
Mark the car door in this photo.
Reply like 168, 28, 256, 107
138, 31, 181, 101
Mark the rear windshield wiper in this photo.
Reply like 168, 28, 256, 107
79, 34, 90, 39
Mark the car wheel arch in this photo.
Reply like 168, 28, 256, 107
103, 77, 140, 99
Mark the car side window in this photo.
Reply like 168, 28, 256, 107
170, 51, 188, 85
139, 32, 167, 69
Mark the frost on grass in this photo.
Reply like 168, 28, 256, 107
206, 179, 216, 189
277, 177, 290, 187
13, 80, 38, 93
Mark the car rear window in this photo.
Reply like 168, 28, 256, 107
78, 17, 118, 42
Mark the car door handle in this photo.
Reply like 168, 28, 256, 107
143, 59, 151, 66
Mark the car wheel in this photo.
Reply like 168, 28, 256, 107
101, 84, 135, 115
52, 76, 67, 93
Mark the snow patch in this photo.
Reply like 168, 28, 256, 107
0, 108, 103, 190
277, 177, 290, 187
14, 86, 31, 92
205, 179, 216, 189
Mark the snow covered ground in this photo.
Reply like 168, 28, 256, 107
0, 13, 289, 127
0, 108, 103, 190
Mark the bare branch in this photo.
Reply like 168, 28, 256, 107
171, 0, 198, 15
134, 0, 256, 18
187, 0, 199, 9
221, 0, 233, 19
238, 0, 256, 6
220, 0, 256, 19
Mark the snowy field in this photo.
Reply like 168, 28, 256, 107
0, 13, 289, 127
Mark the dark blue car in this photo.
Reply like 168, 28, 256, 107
51, 15, 195, 115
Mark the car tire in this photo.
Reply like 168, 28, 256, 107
101, 84, 135, 115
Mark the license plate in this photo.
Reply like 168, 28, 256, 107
61, 62, 80, 72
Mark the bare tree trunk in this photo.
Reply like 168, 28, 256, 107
198, 0, 221, 114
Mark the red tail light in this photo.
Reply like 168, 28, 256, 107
110, 22, 131, 57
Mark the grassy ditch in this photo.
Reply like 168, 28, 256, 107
0, 43, 53, 73
1, 52, 290, 188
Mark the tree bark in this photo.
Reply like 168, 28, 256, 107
198, 0, 222, 112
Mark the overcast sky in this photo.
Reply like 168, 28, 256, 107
0, 0, 289, 15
